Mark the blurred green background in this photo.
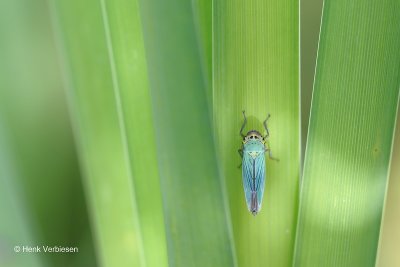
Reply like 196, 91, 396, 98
0, 0, 399, 267
0, 1, 96, 267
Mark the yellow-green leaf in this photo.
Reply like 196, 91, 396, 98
213, 1, 300, 266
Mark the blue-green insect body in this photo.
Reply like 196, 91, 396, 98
238, 111, 276, 216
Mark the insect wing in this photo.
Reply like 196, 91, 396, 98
254, 153, 266, 209
242, 153, 254, 211
242, 149, 266, 213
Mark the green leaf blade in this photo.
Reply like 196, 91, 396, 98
376, 110, 400, 267
139, 1, 235, 266
294, 0, 400, 266
52, 1, 145, 266
213, 1, 300, 266
192, 0, 212, 107
99, 0, 169, 266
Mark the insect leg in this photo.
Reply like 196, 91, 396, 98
265, 148, 279, 162
238, 148, 243, 158
237, 149, 243, 168
240, 110, 247, 138
263, 113, 271, 139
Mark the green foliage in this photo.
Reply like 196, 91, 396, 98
0, 128, 43, 267
139, 0, 235, 265
2, 0, 399, 266
99, 0, 168, 266
377, 110, 400, 267
293, 0, 400, 266
52, 1, 145, 266
192, 0, 212, 107
53, 0, 235, 266
0, 1, 95, 266
213, 1, 300, 266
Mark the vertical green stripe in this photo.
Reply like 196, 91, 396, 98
52, 1, 145, 266
139, 0, 235, 266
99, 0, 168, 266
192, 0, 212, 108
213, 0, 300, 266
376, 109, 400, 267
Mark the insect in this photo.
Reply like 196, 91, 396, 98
238, 111, 277, 216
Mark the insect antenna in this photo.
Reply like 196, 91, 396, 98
240, 110, 247, 138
